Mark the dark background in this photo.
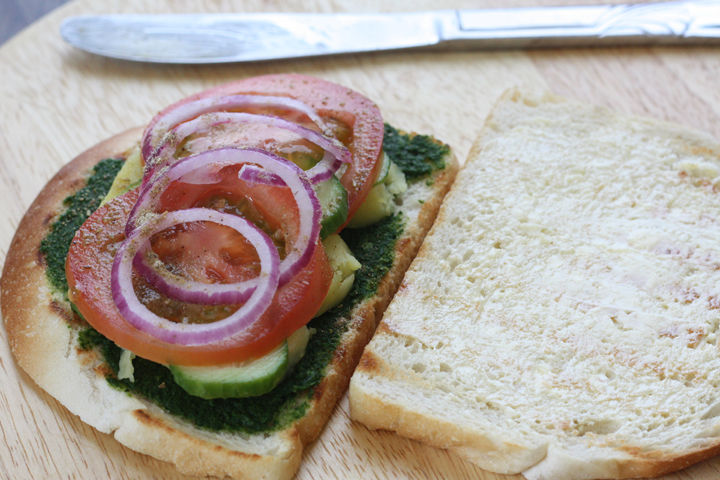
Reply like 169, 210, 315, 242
1, 0, 72, 45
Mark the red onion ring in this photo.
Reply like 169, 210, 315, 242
143, 112, 350, 187
142, 94, 330, 161
127, 148, 322, 293
132, 243, 261, 306
111, 208, 280, 346
238, 164, 284, 187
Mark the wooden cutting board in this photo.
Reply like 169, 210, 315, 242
3, 0, 720, 478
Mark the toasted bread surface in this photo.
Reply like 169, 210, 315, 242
0, 128, 457, 479
349, 89, 720, 480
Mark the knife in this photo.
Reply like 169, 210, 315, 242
61, 1, 720, 64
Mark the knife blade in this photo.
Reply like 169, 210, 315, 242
60, 1, 720, 64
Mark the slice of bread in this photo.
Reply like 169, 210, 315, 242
349, 89, 720, 480
0, 128, 457, 479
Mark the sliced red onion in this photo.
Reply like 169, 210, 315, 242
112, 208, 280, 346
143, 112, 350, 187
238, 164, 284, 187
132, 244, 261, 306
142, 94, 330, 161
306, 150, 347, 184
237, 162, 342, 191
127, 148, 322, 290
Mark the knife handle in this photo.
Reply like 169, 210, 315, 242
443, 1, 720, 48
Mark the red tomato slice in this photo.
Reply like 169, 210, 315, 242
67, 188, 332, 366
147, 221, 262, 286
143, 74, 385, 223
153, 163, 300, 279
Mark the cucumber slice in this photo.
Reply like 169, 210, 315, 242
287, 325, 313, 369
315, 175, 348, 239
315, 235, 361, 317
373, 151, 391, 185
169, 342, 289, 399
102, 146, 143, 205
384, 162, 408, 195
287, 150, 320, 171
347, 159, 407, 229
346, 184, 394, 228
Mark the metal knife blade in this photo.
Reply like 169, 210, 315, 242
60, 1, 720, 64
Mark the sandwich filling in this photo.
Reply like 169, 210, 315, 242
40, 123, 450, 434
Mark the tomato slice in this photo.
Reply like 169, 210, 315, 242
153, 163, 300, 273
67, 188, 332, 366
143, 74, 385, 223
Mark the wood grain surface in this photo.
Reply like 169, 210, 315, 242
2, 0, 720, 479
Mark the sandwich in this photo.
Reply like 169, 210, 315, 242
0, 73, 457, 479
350, 88, 720, 479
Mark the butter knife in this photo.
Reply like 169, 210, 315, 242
60, 1, 720, 64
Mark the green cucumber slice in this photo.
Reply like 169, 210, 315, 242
347, 159, 407, 229
384, 162, 408, 195
287, 150, 320, 171
287, 324, 313, 368
315, 175, 348, 239
346, 183, 394, 228
315, 235, 361, 317
373, 151, 391, 185
102, 147, 143, 205
169, 342, 289, 399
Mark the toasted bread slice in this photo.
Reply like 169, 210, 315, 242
0, 128, 457, 479
349, 89, 720, 480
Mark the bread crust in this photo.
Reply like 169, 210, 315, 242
294, 151, 458, 446
0, 129, 457, 479
2, 128, 144, 382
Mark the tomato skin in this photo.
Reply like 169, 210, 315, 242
66, 188, 332, 366
143, 74, 385, 224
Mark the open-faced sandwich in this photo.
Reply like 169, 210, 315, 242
0, 74, 457, 479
